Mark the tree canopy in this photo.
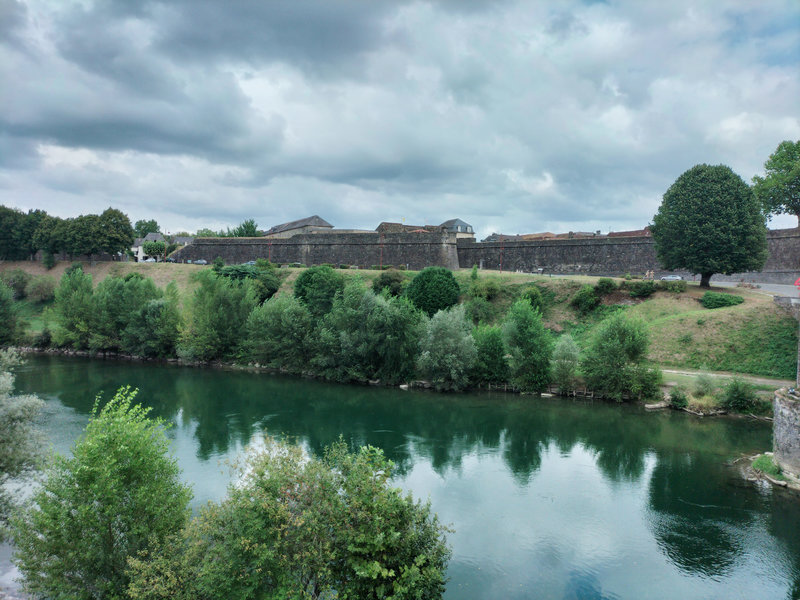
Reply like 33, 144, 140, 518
650, 164, 767, 287
752, 140, 800, 225
134, 219, 160, 238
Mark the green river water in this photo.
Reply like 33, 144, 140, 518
3, 354, 800, 599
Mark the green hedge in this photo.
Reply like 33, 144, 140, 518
700, 291, 744, 309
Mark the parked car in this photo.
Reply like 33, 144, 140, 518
243, 260, 256, 266
194, 259, 208, 265
166, 257, 176, 263
660, 274, 682, 281
143, 258, 156, 263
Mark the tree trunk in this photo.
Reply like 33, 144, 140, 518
700, 273, 712, 288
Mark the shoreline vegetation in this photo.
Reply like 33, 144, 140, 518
1, 260, 795, 416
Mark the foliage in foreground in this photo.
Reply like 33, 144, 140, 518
12, 387, 192, 600
0, 282, 17, 345
128, 438, 451, 600
0, 350, 43, 541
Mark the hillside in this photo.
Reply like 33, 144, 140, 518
2, 260, 796, 381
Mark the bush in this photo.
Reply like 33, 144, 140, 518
212, 256, 224, 270
503, 299, 552, 393
405, 267, 460, 317
179, 271, 258, 361
594, 278, 617, 295
242, 295, 313, 372
658, 279, 687, 293
12, 388, 191, 600
700, 291, 744, 309
417, 305, 476, 391
693, 372, 717, 397
372, 269, 407, 297
24, 275, 56, 303
581, 312, 661, 401
0, 283, 17, 345
313, 284, 422, 385
471, 324, 509, 386
470, 278, 500, 300
0, 268, 31, 300
338, 263, 350, 269
720, 377, 757, 412
254, 258, 272, 269
127, 439, 450, 600
571, 285, 599, 314
520, 285, 544, 313
293, 265, 345, 318
669, 387, 689, 409
551, 334, 580, 394
89, 275, 161, 352
121, 284, 182, 358
42, 251, 56, 269
626, 280, 657, 298
52, 267, 94, 349
464, 296, 496, 324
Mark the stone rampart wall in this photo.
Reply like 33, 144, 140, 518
774, 391, 800, 477
170, 228, 800, 284
170, 232, 460, 271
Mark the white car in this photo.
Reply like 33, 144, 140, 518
660, 274, 682, 281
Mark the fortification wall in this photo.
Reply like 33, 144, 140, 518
457, 228, 800, 284
170, 232, 460, 271
774, 391, 800, 477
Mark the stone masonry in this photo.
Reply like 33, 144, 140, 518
774, 390, 800, 477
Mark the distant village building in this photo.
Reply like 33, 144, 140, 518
263, 215, 333, 239
131, 232, 194, 262
375, 222, 444, 234
607, 227, 651, 238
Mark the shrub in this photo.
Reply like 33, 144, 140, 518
693, 372, 717, 397
52, 267, 94, 349
127, 439, 450, 600
89, 275, 161, 352
179, 271, 258, 361
464, 296, 496, 324
570, 285, 599, 314
417, 305, 476, 391
293, 265, 346, 318
471, 324, 509, 385
470, 264, 478, 281
700, 291, 744, 309
405, 267, 460, 317
581, 312, 661, 401
212, 256, 224, 270
338, 264, 350, 269
551, 334, 580, 394
0, 268, 31, 300
0, 283, 17, 345
626, 280, 657, 298
669, 387, 689, 409
470, 278, 500, 300
121, 284, 182, 358
254, 258, 272, 269
503, 299, 552, 393
312, 282, 422, 384
720, 377, 757, 412
42, 251, 56, 270
658, 279, 687, 293
372, 269, 407, 297
594, 278, 617, 295
242, 295, 313, 372
12, 388, 192, 600
24, 275, 56, 303
520, 285, 544, 313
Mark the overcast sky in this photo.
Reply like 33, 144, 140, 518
2, 0, 799, 239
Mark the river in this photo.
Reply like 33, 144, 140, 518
3, 354, 799, 599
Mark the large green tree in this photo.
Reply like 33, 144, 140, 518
134, 219, 160, 238
752, 140, 800, 225
651, 164, 767, 288
12, 388, 192, 600
99, 207, 135, 255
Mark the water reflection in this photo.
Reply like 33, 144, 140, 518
13, 355, 800, 599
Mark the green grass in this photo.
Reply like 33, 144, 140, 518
752, 455, 786, 480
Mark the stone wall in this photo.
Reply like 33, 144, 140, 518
457, 228, 800, 284
170, 232, 460, 271
774, 390, 800, 477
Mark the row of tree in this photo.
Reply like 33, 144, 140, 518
0, 206, 135, 261
35, 263, 659, 400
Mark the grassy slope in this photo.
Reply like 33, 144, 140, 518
3, 262, 796, 380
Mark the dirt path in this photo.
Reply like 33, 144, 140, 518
660, 367, 793, 388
